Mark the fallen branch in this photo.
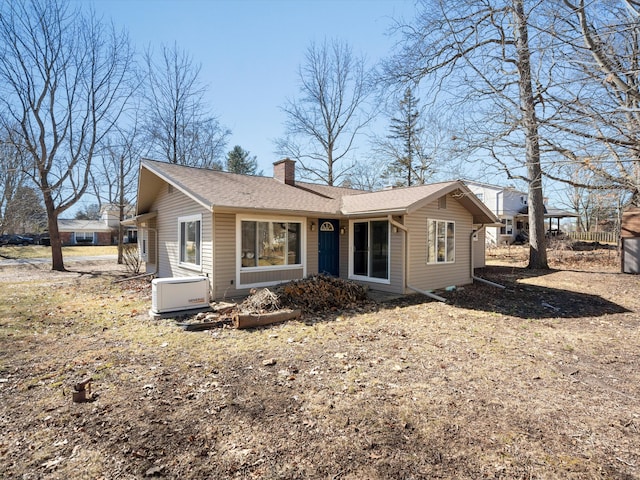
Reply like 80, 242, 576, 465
233, 309, 301, 329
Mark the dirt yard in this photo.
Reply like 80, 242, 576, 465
0, 244, 638, 479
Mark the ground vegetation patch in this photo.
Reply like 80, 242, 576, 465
0, 245, 638, 479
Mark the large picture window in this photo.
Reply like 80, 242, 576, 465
179, 214, 201, 268
351, 220, 389, 281
427, 219, 455, 264
241, 220, 301, 268
74, 232, 94, 244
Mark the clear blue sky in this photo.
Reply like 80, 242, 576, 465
85, 0, 417, 176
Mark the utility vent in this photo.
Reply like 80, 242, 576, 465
151, 276, 209, 314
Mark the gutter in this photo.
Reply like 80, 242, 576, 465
470, 225, 505, 289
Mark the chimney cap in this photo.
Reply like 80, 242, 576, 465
273, 157, 295, 166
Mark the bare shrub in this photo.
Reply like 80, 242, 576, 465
122, 243, 141, 275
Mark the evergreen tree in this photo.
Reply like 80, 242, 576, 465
385, 87, 427, 187
225, 146, 261, 175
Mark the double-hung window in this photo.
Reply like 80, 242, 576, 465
500, 218, 513, 235
427, 219, 455, 264
179, 214, 201, 269
241, 220, 301, 268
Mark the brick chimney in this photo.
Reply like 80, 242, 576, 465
273, 158, 296, 186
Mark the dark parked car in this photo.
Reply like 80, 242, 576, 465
0, 234, 35, 246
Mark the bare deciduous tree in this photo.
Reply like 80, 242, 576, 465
276, 39, 374, 186
92, 116, 146, 264
541, 0, 640, 207
0, 0, 134, 270
384, 0, 550, 269
0, 128, 27, 234
143, 43, 230, 169
345, 158, 388, 191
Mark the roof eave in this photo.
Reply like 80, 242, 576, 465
140, 160, 213, 212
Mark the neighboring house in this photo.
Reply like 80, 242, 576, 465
58, 207, 136, 246
464, 180, 578, 245
58, 219, 115, 246
125, 158, 498, 300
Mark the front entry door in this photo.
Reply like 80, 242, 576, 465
318, 219, 339, 276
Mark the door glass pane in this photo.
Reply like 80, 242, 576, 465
370, 220, 388, 279
353, 222, 368, 276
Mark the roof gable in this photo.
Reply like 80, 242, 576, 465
341, 182, 498, 224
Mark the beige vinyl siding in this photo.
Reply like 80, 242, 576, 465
339, 220, 349, 280
389, 219, 406, 294
240, 268, 305, 286
473, 228, 486, 268
307, 220, 318, 276
151, 183, 213, 285
213, 212, 237, 299
406, 193, 473, 291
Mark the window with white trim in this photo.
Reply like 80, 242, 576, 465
500, 218, 513, 235
241, 220, 301, 268
74, 232, 94, 244
179, 214, 201, 268
427, 219, 455, 263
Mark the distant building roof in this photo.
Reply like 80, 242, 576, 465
58, 219, 114, 232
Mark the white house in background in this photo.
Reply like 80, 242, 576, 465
463, 180, 578, 245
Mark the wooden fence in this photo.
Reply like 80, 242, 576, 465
567, 231, 618, 244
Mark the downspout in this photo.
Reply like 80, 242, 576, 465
471, 224, 505, 289
389, 214, 447, 303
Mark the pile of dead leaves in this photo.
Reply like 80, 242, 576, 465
276, 274, 370, 312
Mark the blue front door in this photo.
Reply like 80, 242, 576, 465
318, 219, 339, 276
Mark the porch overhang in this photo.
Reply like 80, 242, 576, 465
120, 212, 157, 227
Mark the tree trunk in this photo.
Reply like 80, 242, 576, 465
44, 193, 65, 272
513, 0, 548, 269
117, 156, 125, 265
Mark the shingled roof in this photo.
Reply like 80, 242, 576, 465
136, 159, 497, 224
137, 159, 364, 215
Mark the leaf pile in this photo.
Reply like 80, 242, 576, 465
277, 275, 369, 312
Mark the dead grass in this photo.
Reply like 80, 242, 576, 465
1, 249, 639, 479
0, 244, 117, 260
